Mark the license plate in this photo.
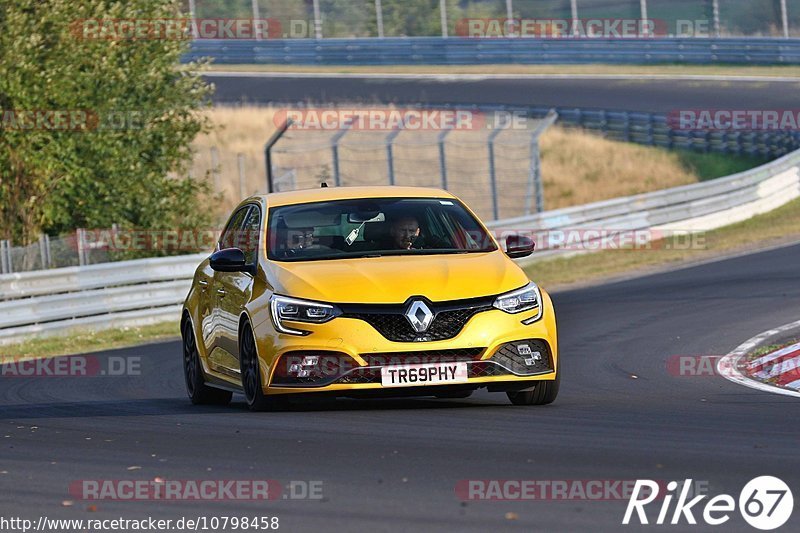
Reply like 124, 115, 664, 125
380, 362, 468, 388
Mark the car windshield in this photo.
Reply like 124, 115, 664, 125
267, 197, 497, 262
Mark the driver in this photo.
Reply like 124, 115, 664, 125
389, 216, 421, 250
276, 226, 316, 257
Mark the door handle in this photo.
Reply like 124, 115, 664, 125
198, 279, 209, 287
216, 288, 226, 296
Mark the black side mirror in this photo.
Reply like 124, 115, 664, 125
505, 234, 535, 259
210, 248, 253, 274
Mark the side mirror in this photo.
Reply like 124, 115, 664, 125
210, 248, 253, 274
505, 234, 535, 259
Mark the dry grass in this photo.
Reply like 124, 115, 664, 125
192, 106, 747, 221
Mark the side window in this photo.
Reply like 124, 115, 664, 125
240, 206, 261, 265
218, 207, 250, 251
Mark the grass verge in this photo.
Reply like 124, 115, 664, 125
525, 197, 800, 289
2, 322, 180, 360
207, 64, 800, 78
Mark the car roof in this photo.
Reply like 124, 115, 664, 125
259, 186, 457, 208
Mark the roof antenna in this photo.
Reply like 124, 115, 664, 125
321, 182, 328, 188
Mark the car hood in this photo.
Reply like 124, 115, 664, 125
265, 251, 529, 304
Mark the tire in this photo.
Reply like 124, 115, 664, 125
182, 319, 232, 406
506, 361, 560, 406
239, 321, 288, 412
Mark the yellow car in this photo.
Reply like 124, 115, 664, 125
181, 186, 558, 410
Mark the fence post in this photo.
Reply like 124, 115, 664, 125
570, 0, 579, 36
439, 0, 448, 38
438, 127, 452, 190
210, 146, 221, 192
44, 234, 51, 269
386, 118, 406, 186
238, 153, 247, 199
488, 126, 503, 221
0, 240, 9, 274
639, 0, 649, 36
77, 228, 86, 266
188, 0, 198, 38
781, 0, 790, 38
330, 120, 353, 187
712, 0, 721, 37
312, 0, 323, 39
264, 117, 292, 193
38, 234, 48, 270
251, 0, 262, 40
375, 0, 384, 38
527, 110, 559, 215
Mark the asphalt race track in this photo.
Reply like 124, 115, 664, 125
206, 73, 800, 113
2, 242, 799, 531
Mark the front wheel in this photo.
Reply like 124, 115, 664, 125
182, 319, 232, 406
239, 321, 288, 412
506, 361, 560, 406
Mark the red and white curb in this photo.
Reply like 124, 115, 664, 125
717, 319, 800, 398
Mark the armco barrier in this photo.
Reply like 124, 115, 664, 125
184, 37, 800, 65
1, 149, 799, 344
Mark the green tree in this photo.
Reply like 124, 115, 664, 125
0, 0, 212, 247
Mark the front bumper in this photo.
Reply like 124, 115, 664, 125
251, 290, 558, 396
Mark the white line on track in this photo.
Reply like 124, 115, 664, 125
717, 319, 800, 398
204, 71, 800, 83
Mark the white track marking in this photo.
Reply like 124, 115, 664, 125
717, 320, 800, 398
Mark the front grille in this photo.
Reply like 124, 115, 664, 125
340, 297, 494, 342
362, 348, 484, 366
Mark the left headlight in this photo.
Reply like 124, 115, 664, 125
269, 295, 342, 336
493, 282, 542, 323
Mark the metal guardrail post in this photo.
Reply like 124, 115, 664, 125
77, 228, 86, 267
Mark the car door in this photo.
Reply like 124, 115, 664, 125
206, 206, 251, 378
212, 204, 261, 378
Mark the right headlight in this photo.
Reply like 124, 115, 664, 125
269, 295, 342, 336
493, 282, 542, 323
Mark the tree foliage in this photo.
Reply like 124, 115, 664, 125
0, 0, 212, 245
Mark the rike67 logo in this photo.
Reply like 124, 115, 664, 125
623, 477, 793, 530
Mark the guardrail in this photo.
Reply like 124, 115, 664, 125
185, 37, 800, 65
2, 150, 799, 345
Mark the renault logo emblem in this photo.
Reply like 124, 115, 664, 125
405, 300, 434, 333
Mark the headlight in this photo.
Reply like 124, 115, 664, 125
493, 282, 542, 323
269, 295, 342, 335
